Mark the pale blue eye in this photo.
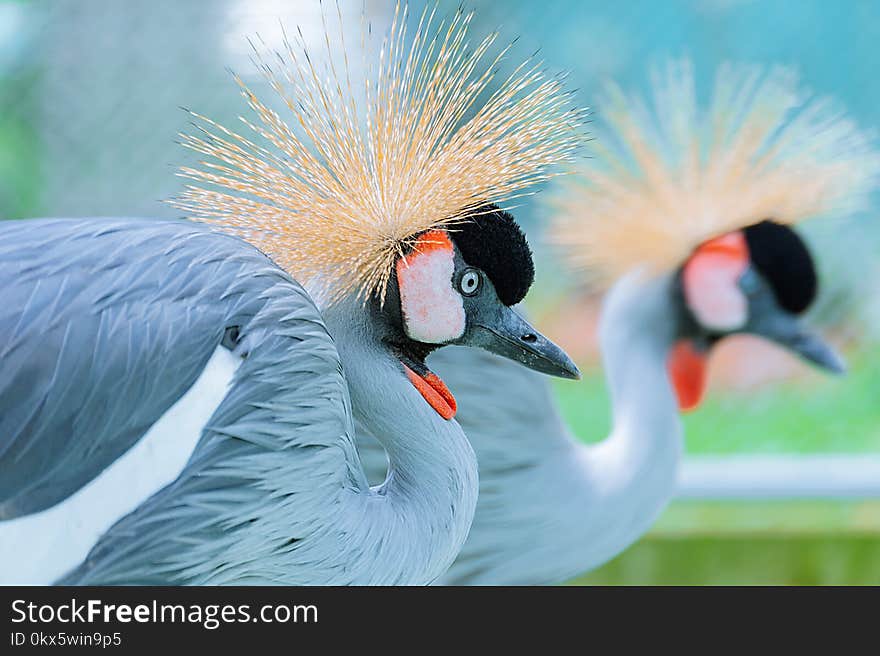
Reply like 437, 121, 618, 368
459, 270, 481, 296
739, 269, 760, 295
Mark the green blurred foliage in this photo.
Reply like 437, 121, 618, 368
0, 71, 40, 219
574, 535, 880, 585
571, 500, 880, 585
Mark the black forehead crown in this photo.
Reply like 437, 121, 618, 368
743, 220, 817, 314
448, 205, 535, 306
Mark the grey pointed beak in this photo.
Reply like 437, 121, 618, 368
749, 310, 846, 375
464, 305, 581, 380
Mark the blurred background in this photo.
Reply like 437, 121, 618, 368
1, 0, 878, 584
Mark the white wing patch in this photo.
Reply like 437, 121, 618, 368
0, 345, 240, 584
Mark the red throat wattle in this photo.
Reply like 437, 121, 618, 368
403, 365, 457, 420
667, 339, 708, 412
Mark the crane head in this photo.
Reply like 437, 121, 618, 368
669, 220, 844, 411
382, 206, 579, 420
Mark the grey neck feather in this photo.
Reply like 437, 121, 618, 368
598, 270, 683, 460
422, 270, 684, 585
569, 270, 684, 565
320, 295, 478, 583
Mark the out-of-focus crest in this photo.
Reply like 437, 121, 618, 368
173, 2, 586, 304
551, 59, 880, 284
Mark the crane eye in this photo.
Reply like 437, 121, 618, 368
738, 268, 760, 295
458, 269, 482, 296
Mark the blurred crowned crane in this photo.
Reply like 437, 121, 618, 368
360, 60, 880, 585
0, 5, 586, 585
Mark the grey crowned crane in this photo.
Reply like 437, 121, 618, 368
0, 6, 585, 585
360, 60, 879, 585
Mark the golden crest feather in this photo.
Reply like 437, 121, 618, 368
550, 59, 880, 284
173, 3, 586, 304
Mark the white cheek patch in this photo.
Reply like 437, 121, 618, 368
683, 246, 749, 331
396, 233, 466, 344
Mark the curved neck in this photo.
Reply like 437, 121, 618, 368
321, 297, 478, 583
596, 271, 683, 467
434, 272, 685, 585
575, 271, 684, 554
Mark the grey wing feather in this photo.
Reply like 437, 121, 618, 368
1, 217, 366, 584
0, 218, 285, 517
60, 261, 365, 584
2, 218, 366, 584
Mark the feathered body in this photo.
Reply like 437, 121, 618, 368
437, 273, 683, 585
0, 4, 584, 584
0, 218, 474, 584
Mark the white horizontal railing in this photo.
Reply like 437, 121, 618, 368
676, 455, 880, 499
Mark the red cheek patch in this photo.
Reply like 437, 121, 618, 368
667, 339, 708, 412
683, 231, 750, 331
403, 364, 457, 420
404, 230, 454, 255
